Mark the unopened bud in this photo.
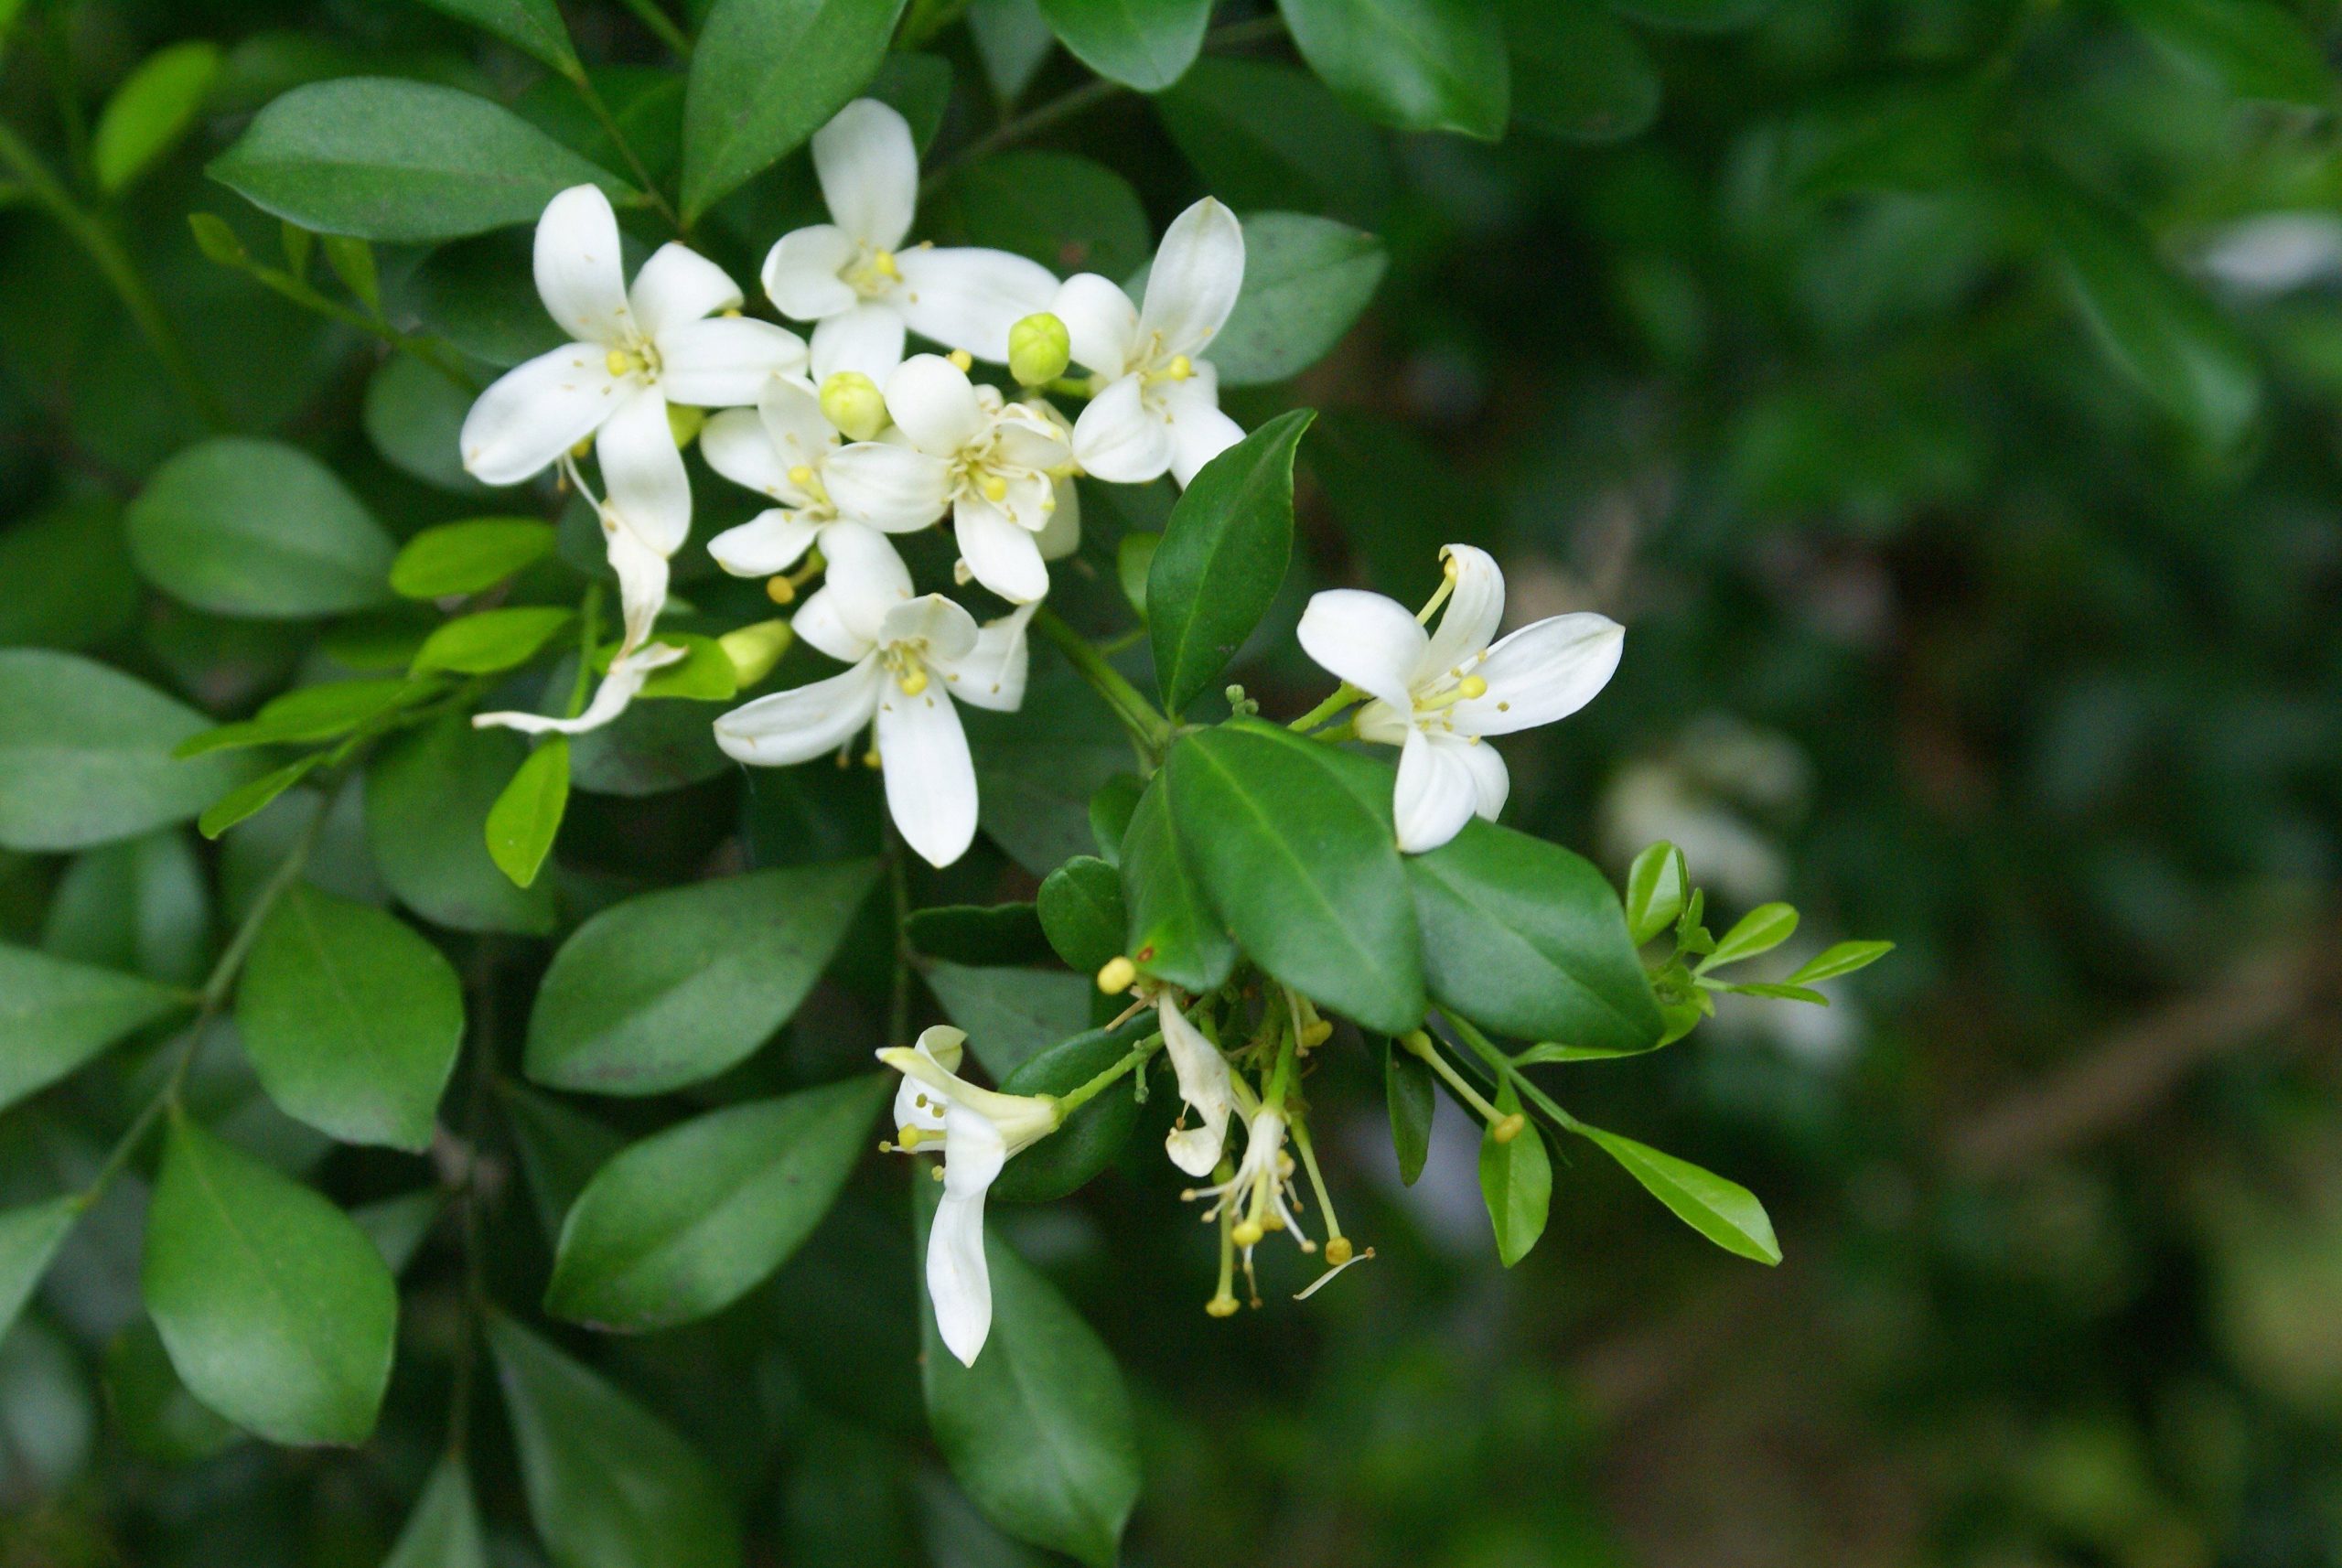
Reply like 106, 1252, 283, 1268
1008, 312, 1071, 387
1096, 955, 1137, 994
820, 371, 887, 442
718, 618, 793, 686
1491, 1113, 1527, 1144
665, 403, 706, 449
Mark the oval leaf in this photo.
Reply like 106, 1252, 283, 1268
1206, 216, 1386, 387
0, 1197, 80, 1346
128, 438, 395, 618
92, 41, 224, 194
391, 517, 558, 599
0, 943, 184, 1114
1623, 840, 1687, 946
1701, 901, 1799, 970
384, 1455, 490, 1568
992, 1017, 1154, 1203
1785, 940, 1896, 985
416, 0, 581, 77
1148, 409, 1313, 714
1036, 0, 1209, 91
1506, 0, 1660, 143
1382, 1035, 1434, 1187
1037, 856, 1124, 976
924, 962, 1095, 1081
486, 737, 571, 889
366, 716, 561, 936
412, 606, 575, 676
1277, 0, 1509, 137
682, 0, 908, 222
1574, 1121, 1781, 1264
1116, 767, 1235, 992
1477, 1080, 1549, 1267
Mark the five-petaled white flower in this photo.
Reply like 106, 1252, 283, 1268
762, 99, 1058, 382
1297, 545, 1626, 854
822, 354, 1074, 604
712, 525, 1033, 867
700, 374, 852, 577
880, 1025, 1060, 1366
1052, 196, 1247, 487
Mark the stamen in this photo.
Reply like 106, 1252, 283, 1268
1096, 956, 1137, 994
872, 250, 898, 278
788, 464, 814, 489
948, 349, 973, 372
605, 348, 638, 377
979, 473, 1008, 503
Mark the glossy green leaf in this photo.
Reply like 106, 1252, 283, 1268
1505, 0, 1659, 143
1166, 719, 1426, 1034
525, 859, 880, 1094
1623, 840, 1688, 945
1116, 768, 1235, 992
416, 0, 581, 76
1477, 1080, 1549, 1267
1785, 940, 1896, 984
965, 660, 1135, 875
363, 353, 480, 493
351, 1189, 446, 1274
907, 902, 1051, 967
1208, 216, 1386, 387
548, 1075, 887, 1330
501, 1082, 627, 1245
1409, 819, 1663, 1053
104, 1320, 242, 1464
682, 0, 908, 222
1574, 1121, 1781, 1264
923, 962, 1095, 1080
0, 943, 183, 1114
42, 829, 210, 988
486, 737, 570, 889
1383, 1036, 1434, 1187
92, 41, 224, 194
384, 1455, 490, 1568
392, 518, 559, 599
867, 51, 954, 150
1114, 532, 1156, 621
1700, 901, 1799, 970
1036, 0, 1209, 91
1088, 774, 1143, 863
1155, 57, 1393, 227
412, 607, 575, 676
1715, 980, 1828, 1004
178, 675, 436, 757
1276, 0, 1509, 137
2113, 0, 2331, 107
992, 1017, 1155, 1203
141, 1113, 398, 1445
411, 229, 569, 367
937, 151, 1152, 281
0, 1198, 79, 1346
128, 437, 395, 618
917, 1185, 1141, 1567
1148, 410, 1312, 713
235, 884, 464, 1151
210, 78, 639, 242
489, 1315, 744, 1568
970, 0, 1058, 102
1037, 856, 1124, 976
366, 716, 561, 936
199, 757, 325, 840
623, 633, 739, 702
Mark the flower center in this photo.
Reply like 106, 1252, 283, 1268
843, 247, 899, 298
604, 338, 662, 383
881, 641, 929, 696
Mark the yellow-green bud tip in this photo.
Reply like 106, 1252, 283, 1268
1096, 956, 1137, 994
766, 575, 796, 606
819, 371, 887, 442
719, 619, 793, 686
1325, 1236, 1353, 1266
1491, 1113, 1527, 1144
1008, 312, 1071, 387
666, 403, 706, 449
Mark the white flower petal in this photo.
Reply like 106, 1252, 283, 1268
700, 407, 794, 499
654, 317, 807, 406
929, 1104, 1004, 1366
760, 375, 842, 468
880, 593, 981, 664
459, 343, 622, 485
813, 98, 918, 252
475, 641, 685, 736
883, 354, 986, 456
953, 497, 1050, 605
1036, 476, 1080, 560
628, 242, 741, 338
534, 185, 633, 347
1069, 372, 1173, 483
604, 516, 671, 655
876, 676, 978, 868
931, 602, 1036, 713
1418, 543, 1505, 683
1160, 369, 1243, 487
1452, 613, 1625, 736
1051, 273, 1140, 376
992, 415, 1072, 472
896, 246, 1061, 362
1157, 1001, 1234, 1176
810, 302, 907, 381
1392, 729, 1484, 854
594, 386, 691, 556
1295, 589, 1427, 714
1352, 698, 1411, 746
708, 508, 823, 576
713, 657, 884, 764
1458, 736, 1509, 821
789, 584, 871, 663
813, 521, 915, 644
1137, 197, 1244, 360
762, 224, 860, 320
824, 442, 953, 532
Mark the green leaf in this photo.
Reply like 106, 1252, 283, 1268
682, 0, 908, 222
92, 41, 224, 194
351, 1189, 446, 1273
867, 51, 954, 151
1715, 981, 1828, 1004
1088, 773, 1143, 863
907, 903, 1052, 967
1116, 768, 1235, 992
1209, 216, 1386, 387
1477, 1081, 1549, 1267
1155, 57, 1394, 227
1276, 0, 1509, 137
916, 1185, 1141, 1567
1036, 0, 1209, 91
323, 233, 381, 315
489, 1315, 745, 1568
199, 757, 326, 840
965, 660, 1135, 875
1573, 1121, 1780, 1264
1410, 819, 1663, 1053
42, 828, 210, 988
0, 651, 255, 853
1609, 0, 1771, 27
384, 1455, 490, 1568
178, 675, 437, 757
2113, 0, 2331, 107
366, 716, 561, 936
1700, 901, 1799, 970
234, 885, 464, 1151
104, 1320, 242, 1464
486, 738, 570, 889
209, 77, 639, 242
622, 632, 740, 702
1148, 409, 1312, 713
412, 229, 570, 367
392, 518, 559, 599
141, 1113, 398, 1445
1504, 0, 1659, 143
937, 151, 1153, 281
1037, 856, 1125, 976
1382, 1036, 1434, 1186
1785, 940, 1896, 984
992, 1018, 1154, 1203
1623, 841, 1688, 946
412, 607, 575, 676
1114, 531, 1156, 621
971, 0, 1058, 102
0, 497, 140, 652
0, 944, 183, 1114
923, 963, 1094, 1080
0, 1197, 79, 1346
526, 860, 880, 1094
416, 0, 582, 77
501, 1082, 627, 1245
128, 437, 395, 618
547, 1075, 887, 1331
363, 353, 480, 493
1166, 718, 1426, 1034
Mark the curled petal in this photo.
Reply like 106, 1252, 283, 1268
879, 593, 981, 665
475, 641, 685, 736
655, 317, 807, 407
809, 521, 915, 647
1451, 613, 1624, 736
1069, 373, 1173, 484
459, 343, 622, 485
1392, 729, 1484, 854
628, 242, 741, 338
813, 98, 918, 252
823, 442, 953, 532
875, 674, 978, 868
1417, 543, 1505, 684
713, 657, 885, 765
708, 508, 823, 577
594, 387, 691, 557
929, 1104, 1005, 1367
991, 414, 1072, 473
810, 302, 907, 381
953, 497, 1050, 605
760, 376, 842, 469
932, 602, 1037, 714
883, 354, 987, 456
1457, 735, 1509, 822
700, 407, 796, 501
1137, 197, 1244, 360
1158, 1001, 1234, 1176
534, 185, 633, 346
1051, 273, 1140, 377
1295, 589, 1427, 715
896, 246, 1061, 362
790, 584, 872, 663
1160, 369, 1243, 487
762, 224, 859, 320
605, 518, 671, 657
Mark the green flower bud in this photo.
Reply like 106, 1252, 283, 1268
718, 618, 794, 687
819, 371, 888, 442
665, 403, 706, 449
1008, 311, 1071, 388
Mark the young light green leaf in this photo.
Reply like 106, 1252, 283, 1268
1505, 0, 1660, 143
321, 234, 381, 315
922, 963, 1095, 1081
92, 41, 224, 194
0, 943, 184, 1114
128, 437, 395, 618
411, 607, 575, 676
384, 1455, 489, 1568
1623, 841, 1689, 946
141, 1113, 399, 1445
235, 884, 465, 1151
525, 860, 880, 1094
1715, 981, 1829, 1004
1203, 216, 1385, 387
1785, 940, 1896, 984
415, 0, 582, 78
178, 675, 437, 757
1276, 0, 1509, 137
1477, 1080, 1548, 1267
490, 1314, 744, 1568
548, 1075, 887, 1331
1574, 1122, 1781, 1264
1037, 856, 1125, 976
0, 1198, 80, 1346
682, 0, 908, 222
366, 716, 561, 936
199, 756, 326, 840
1148, 409, 1313, 713
1384, 1036, 1434, 1186
1036, 0, 1209, 91
486, 737, 570, 889
1700, 902, 1799, 970
392, 518, 559, 598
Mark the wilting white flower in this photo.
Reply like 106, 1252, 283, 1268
1155, 997, 1234, 1176
1188, 1108, 1302, 1249
712, 525, 1032, 867
822, 354, 1073, 604
881, 1026, 1060, 1367
700, 374, 851, 576
1052, 197, 1246, 486
1297, 544, 1625, 854
761, 99, 1058, 381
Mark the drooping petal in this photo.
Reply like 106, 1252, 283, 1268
1295, 589, 1428, 714
891, 1026, 966, 1137
760, 376, 842, 470
1051, 273, 1140, 377
929, 1104, 1005, 1366
708, 508, 823, 576
1069, 372, 1173, 483
875, 676, 979, 868
1157, 1000, 1234, 1176
655, 317, 807, 406
1417, 543, 1505, 685
953, 497, 1050, 605
1451, 613, 1625, 736
594, 386, 691, 556
823, 442, 953, 532
812, 98, 918, 252
788, 584, 872, 663
882, 354, 987, 456
534, 185, 633, 347
700, 407, 796, 500
1392, 729, 1485, 854
1159, 369, 1244, 487
811, 521, 915, 645
459, 343, 623, 485
1036, 477, 1080, 560
1352, 698, 1412, 746
1137, 197, 1244, 360
1456, 735, 1509, 822
879, 593, 982, 666
603, 515, 671, 655
762, 224, 859, 320
991, 414, 1072, 473
628, 242, 741, 338
931, 602, 1036, 713
896, 246, 1061, 362
713, 657, 885, 764
810, 302, 907, 381
474, 641, 685, 736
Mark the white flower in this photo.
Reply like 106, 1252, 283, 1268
1052, 197, 1247, 487
1296, 545, 1626, 854
761, 99, 1059, 382
880, 1026, 1060, 1367
822, 354, 1074, 605
1155, 997, 1234, 1176
712, 525, 1033, 867
1188, 1108, 1302, 1250
700, 374, 851, 577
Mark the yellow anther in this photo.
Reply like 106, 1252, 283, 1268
896, 1125, 925, 1150
788, 464, 815, 489
873, 249, 898, 278
1204, 1294, 1240, 1318
1167, 354, 1192, 381
1096, 956, 1137, 994
605, 348, 637, 377
1325, 1236, 1353, 1266
570, 436, 595, 459
979, 473, 1008, 503
1457, 674, 1488, 700
862, 747, 882, 769
766, 575, 796, 606
1231, 1219, 1264, 1248
1443, 553, 1461, 580
898, 666, 929, 697
1491, 1113, 1527, 1144
948, 349, 973, 372
1261, 1210, 1284, 1232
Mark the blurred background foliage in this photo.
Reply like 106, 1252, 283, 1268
2, 0, 2340, 1565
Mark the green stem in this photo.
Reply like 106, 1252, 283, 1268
565, 583, 605, 718
1287, 682, 1362, 734
615, 0, 693, 59
236, 260, 478, 392
1445, 1012, 1582, 1133
0, 118, 228, 428
569, 69, 686, 234
1053, 1032, 1162, 1118
1402, 1026, 1507, 1126
1033, 607, 1174, 758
